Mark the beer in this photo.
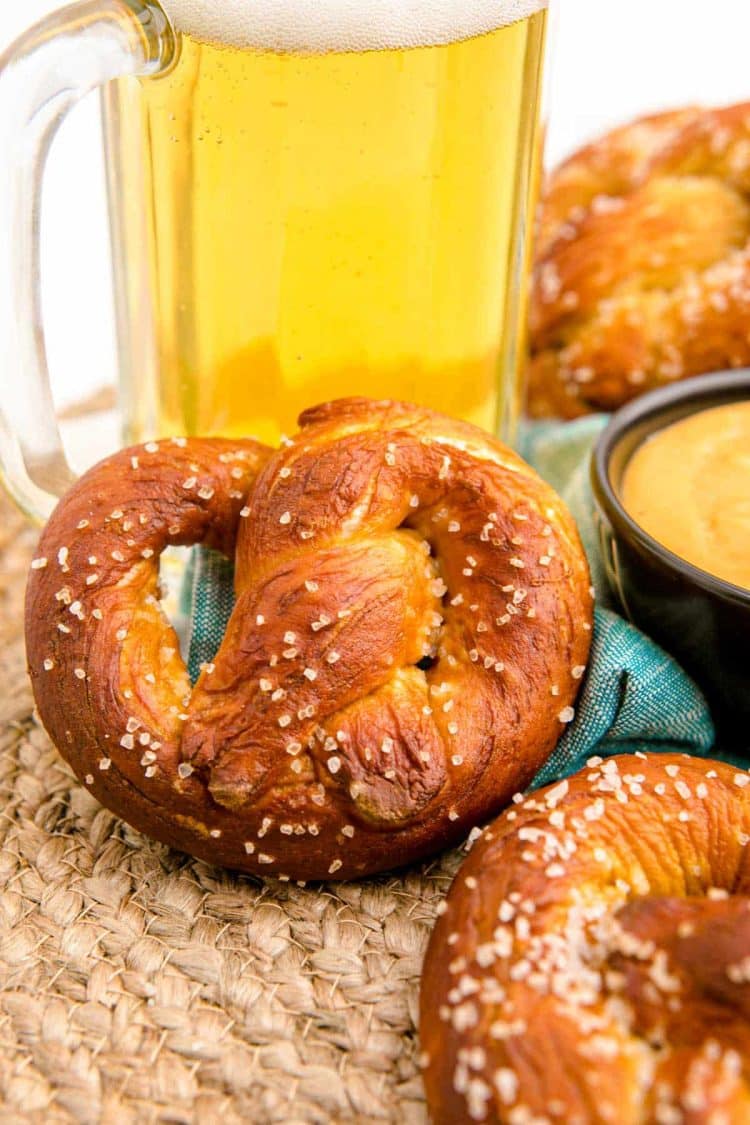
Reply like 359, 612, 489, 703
104, 1, 548, 446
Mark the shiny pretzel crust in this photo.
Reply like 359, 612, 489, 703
25, 399, 592, 881
529, 103, 750, 417
421, 752, 750, 1124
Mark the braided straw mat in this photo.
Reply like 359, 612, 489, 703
0, 485, 463, 1124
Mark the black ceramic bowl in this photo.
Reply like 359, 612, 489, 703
591, 370, 750, 752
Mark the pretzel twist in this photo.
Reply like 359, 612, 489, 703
26, 399, 592, 881
529, 102, 750, 417
421, 753, 750, 1124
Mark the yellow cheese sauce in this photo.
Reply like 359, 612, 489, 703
621, 401, 750, 591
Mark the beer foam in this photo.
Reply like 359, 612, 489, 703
160, 0, 547, 53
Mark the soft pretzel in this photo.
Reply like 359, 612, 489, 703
529, 102, 750, 417
421, 752, 750, 1124
25, 398, 592, 881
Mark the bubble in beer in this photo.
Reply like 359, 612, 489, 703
160, 0, 547, 52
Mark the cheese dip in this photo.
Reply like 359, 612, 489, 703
622, 401, 750, 591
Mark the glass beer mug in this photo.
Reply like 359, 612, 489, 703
0, 0, 550, 522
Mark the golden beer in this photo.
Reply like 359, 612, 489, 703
104, 1, 548, 446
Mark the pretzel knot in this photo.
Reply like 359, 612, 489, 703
529, 102, 750, 418
421, 753, 750, 1125
25, 399, 592, 881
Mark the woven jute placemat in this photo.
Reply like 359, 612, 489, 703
0, 487, 462, 1125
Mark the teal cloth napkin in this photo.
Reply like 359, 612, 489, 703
183, 418, 716, 784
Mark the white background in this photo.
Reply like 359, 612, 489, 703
2, 0, 750, 409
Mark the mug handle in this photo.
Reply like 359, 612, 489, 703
0, 0, 175, 523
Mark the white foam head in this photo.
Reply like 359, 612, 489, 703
160, 0, 547, 53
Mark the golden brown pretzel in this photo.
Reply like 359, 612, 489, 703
25, 398, 592, 881
421, 752, 750, 1124
529, 102, 750, 417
